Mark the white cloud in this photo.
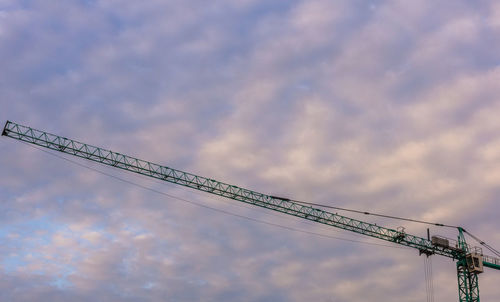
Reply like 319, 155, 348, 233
1, 0, 500, 301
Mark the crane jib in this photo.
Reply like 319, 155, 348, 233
2, 120, 499, 271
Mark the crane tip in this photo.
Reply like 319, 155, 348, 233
2, 120, 10, 136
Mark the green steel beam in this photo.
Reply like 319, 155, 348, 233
1, 121, 462, 256
3, 120, 500, 273
483, 260, 500, 270
457, 228, 480, 302
457, 260, 480, 302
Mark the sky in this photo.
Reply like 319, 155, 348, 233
1, 0, 500, 301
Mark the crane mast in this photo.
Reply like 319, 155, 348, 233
3, 120, 499, 301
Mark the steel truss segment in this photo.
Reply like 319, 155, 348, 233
457, 260, 480, 302
2, 121, 465, 259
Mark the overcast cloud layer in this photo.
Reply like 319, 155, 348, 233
1, 0, 500, 301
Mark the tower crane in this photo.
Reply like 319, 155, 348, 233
3, 120, 500, 302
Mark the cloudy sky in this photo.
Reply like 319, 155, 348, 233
1, 0, 500, 301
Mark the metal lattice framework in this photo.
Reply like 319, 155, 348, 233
457, 260, 480, 302
3, 120, 500, 301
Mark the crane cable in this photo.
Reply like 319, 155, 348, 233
288, 198, 458, 228
423, 255, 435, 302
18, 141, 500, 257
21, 141, 410, 251
463, 229, 500, 258
291, 199, 500, 258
